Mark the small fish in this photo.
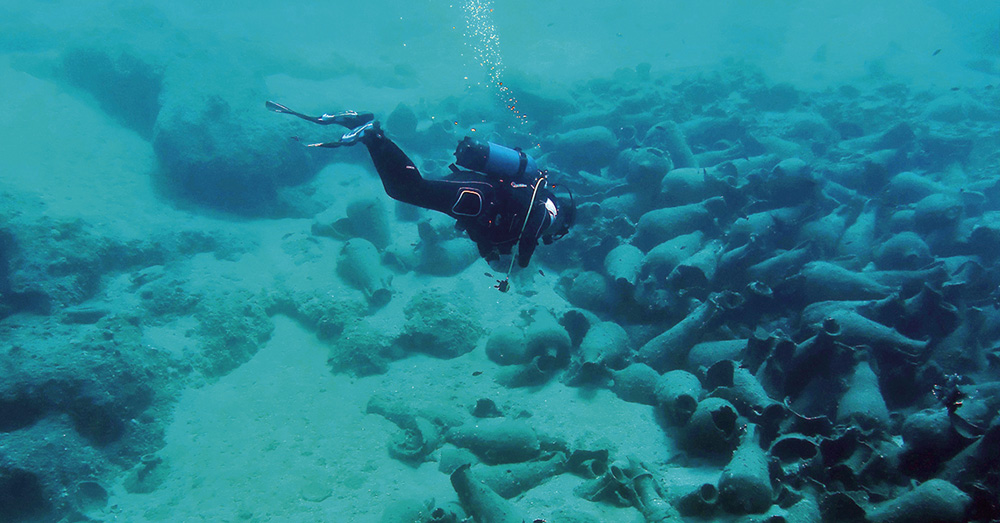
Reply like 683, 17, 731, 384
538, 270, 545, 276
484, 272, 494, 278
472, 371, 483, 376
951, 87, 960, 91
932, 49, 942, 56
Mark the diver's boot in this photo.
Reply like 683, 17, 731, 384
308, 121, 378, 148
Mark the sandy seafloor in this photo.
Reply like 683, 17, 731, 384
2, 1, 1000, 522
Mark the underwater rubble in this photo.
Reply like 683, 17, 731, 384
2, 40, 1000, 522
366, 64, 1000, 522
0, 211, 266, 520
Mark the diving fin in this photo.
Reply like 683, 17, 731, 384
306, 121, 377, 148
266, 100, 374, 128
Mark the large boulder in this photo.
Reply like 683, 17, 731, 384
152, 72, 316, 215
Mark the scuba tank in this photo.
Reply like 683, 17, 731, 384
454, 137, 539, 179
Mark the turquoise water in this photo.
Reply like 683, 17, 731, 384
1, 1, 999, 522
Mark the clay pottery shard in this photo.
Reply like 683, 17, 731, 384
900, 283, 959, 339
474, 452, 567, 499
799, 296, 904, 331
940, 257, 988, 301
718, 424, 774, 514
635, 199, 721, 250
640, 231, 705, 281
797, 261, 891, 302
660, 167, 714, 205
675, 483, 719, 517
669, 239, 725, 288
822, 309, 928, 356
637, 294, 720, 372
884, 171, 953, 206
366, 393, 419, 428
623, 457, 684, 522
439, 446, 478, 475
768, 433, 820, 478
624, 147, 674, 192
525, 311, 572, 364
901, 408, 959, 455
938, 417, 1000, 486
772, 157, 809, 178
495, 355, 560, 388
784, 320, 850, 398
952, 382, 1000, 435
694, 140, 746, 168
820, 491, 868, 522
388, 416, 441, 464
968, 218, 1000, 262
780, 496, 822, 523
866, 479, 970, 523
345, 197, 391, 249
874, 231, 932, 270
450, 464, 527, 523
727, 207, 804, 246
914, 192, 964, 232
746, 243, 813, 284
705, 360, 782, 420
687, 339, 748, 372
548, 126, 619, 171
573, 462, 634, 506
611, 363, 661, 405
655, 369, 703, 426
797, 204, 850, 254
864, 264, 948, 295
485, 325, 529, 366
337, 238, 392, 307
899, 408, 963, 476
764, 159, 820, 207
579, 321, 630, 369
419, 237, 480, 276
566, 270, 614, 313
837, 201, 878, 264
604, 243, 645, 290
680, 116, 746, 147
716, 236, 768, 282
566, 449, 610, 479
644, 120, 697, 168
836, 358, 890, 430
680, 397, 740, 458
445, 419, 540, 464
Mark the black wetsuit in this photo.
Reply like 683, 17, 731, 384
362, 129, 553, 267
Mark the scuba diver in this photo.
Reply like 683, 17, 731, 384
267, 101, 576, 291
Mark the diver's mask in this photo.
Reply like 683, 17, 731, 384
542, 184, 576, 244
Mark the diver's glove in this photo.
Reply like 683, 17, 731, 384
308, 121, 378, 148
